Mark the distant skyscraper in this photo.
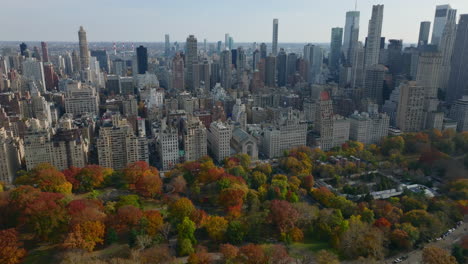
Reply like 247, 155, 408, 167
225, 33, 230, 50
165, 34, 170, 57
22, 58, 46, 92
364, 5, 384, 68
265, 55, 277, 87
228, 37, 234, 50
220, 50, 232, 89
343, 11, 360, 63
387, 39, 403, 75
172, 53, 185, 91
253, 49, 260, 70
217, 41, 222, 54
90, 50, 110, 73
418, 21, 431, 47
431, 5, 457, 47
438, 14, 457, 92
20, 42, 27, 56
41, 42, 49, 63
329, 27, 343, 74
276, 49, 287, 87
447, 14, 468, 103
136, 45, 148, 74
304, 44, 323, 84
363, 64, 386, 105
286, 53, 297, 85
186, 35, 198, 90
260, 43, 267, 59
78, 26, 90, 70
272, 19, 279, 56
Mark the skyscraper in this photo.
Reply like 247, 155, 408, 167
329, 27, 343, 75
260, 43, 267, 59
397, 81, 425, 132
447, 14, 468, 103
343, 11, 360, 63
90, 50, 110, 73
172, 53, 185, 91
136, 45, 148, 74
41, 42, 49, 63
220, 50, 232, 89
165, 34, 170, 57
265, 55, 276, 87
20, 42, 27, 56
438, 14, 457, 92
286, 53, 297, 85
431, 5, 457, 47
418, 21, 431, 47
363, 64, 386, 105
272, 19, 279, 56
186, 35, 198, 90
364, 5, 384, 68
225, 33, 230, 50
276, 49, 287, 87
78, 26, 90, 70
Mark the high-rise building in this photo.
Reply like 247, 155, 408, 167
20, 42, 28, 56
165, 34, 171, 57
186, 35, 198, 90
364, 5, 384, 68
450, 96, 468, 132
304, 44, 324, 84
349, 107, 389, 145
225, 33, 230, 50
343, 11, 360, 63
447, 14, 468, 103
22, 58, 46, 92
272, 19, 279, 56
41, 41, 49, 63
387, 39, 403, 75
97, 117, 148, 170
220, 50, 232, 89
363, 64, 386, 105
431, 5, 457, 47
64, 82, 99, 116
78, 26, 90, 70
276, 49, 287, 87
286, 53, 297, 85
260, 43, 267, 59
418, 21, 431, 47
208, 121, 232, 163
438, 14, 457, 92
0, 128, 22, 184
396, 81, 425, 132
262, 109, 307, 158
183, 116, 207, 162
265, 55, 277, 87
329, 27, 343, 74
90, 50, 110, 73
136, 45, 148, 75
157, 125, 179, 171
24, 118, 89, 171
172, 53, 185, 91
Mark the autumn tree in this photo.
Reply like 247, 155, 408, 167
112, 205, 143, 232
269, 200, 299, 233
339, 215, 385, 260
15, 163, 72, 194
422, 246, 457, 264
74, 165, 113, 192
267, 244, 292, 264
123, 162, 160, 195
0, 229, 26, 264
238, 244, 268, 264
187, 246, 212, 264
315, 250, 340, 264
142, 210, 164, 237
62, 220, 105, 251
204, 216, 228, 242
220, 244, 239, 262
166, 197, 195, 223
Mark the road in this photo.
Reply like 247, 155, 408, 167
384, 219, 467, 264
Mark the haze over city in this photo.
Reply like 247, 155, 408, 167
2, 0, 468, 42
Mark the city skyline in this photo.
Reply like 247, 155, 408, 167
2, 0, 468, 43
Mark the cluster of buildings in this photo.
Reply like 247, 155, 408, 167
0, 3, 467, 184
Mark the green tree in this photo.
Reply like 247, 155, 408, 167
178, 217, 197, 244
226, 220, 246, 245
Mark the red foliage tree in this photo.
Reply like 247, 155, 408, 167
239, 244, 268, 264
112, 205, 143, 232
135, 171, 163, 198
123, 161, 159, 189
374, 217, 392, 229
269, 200, 299, 233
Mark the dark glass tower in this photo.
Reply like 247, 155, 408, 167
136, 45, 148, 74
276, 49, 287, 87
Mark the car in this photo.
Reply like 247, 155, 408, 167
393, 258, 402, 263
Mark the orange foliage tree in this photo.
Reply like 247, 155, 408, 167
0, 228, 26, 264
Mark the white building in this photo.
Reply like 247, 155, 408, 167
349, 110, 389, 145
208, 121, 232, 163
396, 81, 425, 132
22, 58, 46, 92
183, 116, 207, 162
157, 124, 179, 171
64, 82, 99, 116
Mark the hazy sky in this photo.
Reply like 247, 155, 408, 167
1, 0, 468, 43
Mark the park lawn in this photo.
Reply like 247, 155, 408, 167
23, 245, 57, 264
289, 237, 333, 258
